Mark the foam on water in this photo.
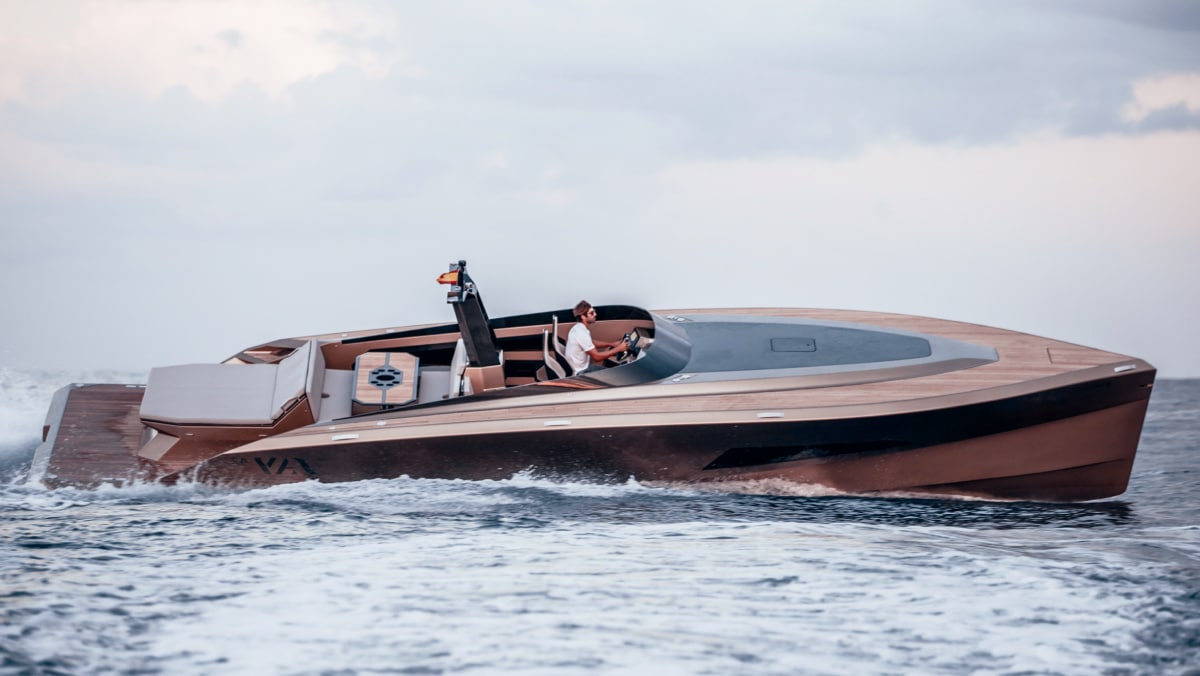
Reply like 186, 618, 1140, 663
165, 524, 1135, 669
4, 501, 1188, 675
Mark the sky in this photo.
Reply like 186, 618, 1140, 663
1, 0, 1198, 376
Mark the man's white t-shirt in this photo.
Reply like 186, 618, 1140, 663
565, 322, 595, 374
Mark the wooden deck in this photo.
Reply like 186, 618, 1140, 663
42, 384, 154, 488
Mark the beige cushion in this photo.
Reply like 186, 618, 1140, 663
141, 363, 279, 424
141, 340, 324, 425
316, 369, 353, 422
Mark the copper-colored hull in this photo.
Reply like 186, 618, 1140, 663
722, 399, 1149, 501
178, 396, 1149, 502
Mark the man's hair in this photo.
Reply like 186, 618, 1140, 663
573, 300, 592, 318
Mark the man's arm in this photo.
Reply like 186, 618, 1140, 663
586, 340, 629, 363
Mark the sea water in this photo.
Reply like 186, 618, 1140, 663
1, 368, 1197, 675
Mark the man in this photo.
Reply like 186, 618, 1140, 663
565, 300, 629, 375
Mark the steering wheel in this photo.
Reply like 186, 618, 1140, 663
612, 332, 641, 365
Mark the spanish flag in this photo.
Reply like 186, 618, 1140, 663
436, 270, 459, 285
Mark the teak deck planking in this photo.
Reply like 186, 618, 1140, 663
43, 384, 150, 487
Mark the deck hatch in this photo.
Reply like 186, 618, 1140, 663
771, 337, 816, 352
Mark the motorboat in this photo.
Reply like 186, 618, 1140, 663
31, 261, 1155, 501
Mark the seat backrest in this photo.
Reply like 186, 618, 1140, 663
271, 340, 324, 422
304, 341, 325, 421
416, 366, 451, 403
542, 329, 565, 380
447, 338, 473, 398
551, 315, 567, 358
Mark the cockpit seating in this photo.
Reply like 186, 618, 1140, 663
537, 328, 567, 381
447, 338, 473, 398
551, 314, 567, 359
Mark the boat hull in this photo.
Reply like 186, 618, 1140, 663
176, 368, 1153, 502
32, 306, 1157, 502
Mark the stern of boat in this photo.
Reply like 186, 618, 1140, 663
30, 383, 161, 488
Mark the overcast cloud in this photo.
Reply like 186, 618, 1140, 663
1, 0, 1198, 375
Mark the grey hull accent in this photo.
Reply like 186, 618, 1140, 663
663, 314, 998, 384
